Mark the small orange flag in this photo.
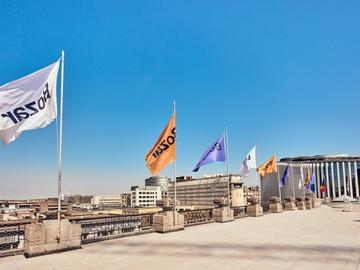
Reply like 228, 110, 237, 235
145, 113, 176, 175
303, 170, 310, 187
256, 154, 277, 177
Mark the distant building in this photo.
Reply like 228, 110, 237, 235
70, 203, 93, 211
0, 198, 69, 220
91, 193, 130, 208
130, 186, 162, 207
144, 176, 170, 200
167, 174, 246, 208
121, 193, 131, 206
64, 194, 93, 204
279, 154, 360, 200
39, 198, 70, 213
244, 185, 260, 204
145, 176, 171, 188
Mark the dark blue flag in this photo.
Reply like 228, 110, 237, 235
308, 173, 316, 192
279, 165, 289, 188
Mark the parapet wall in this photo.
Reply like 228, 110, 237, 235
24, 219, 81, 257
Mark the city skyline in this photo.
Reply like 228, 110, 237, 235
1, 1, 360, 198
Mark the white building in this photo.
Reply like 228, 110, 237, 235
167, 174, 245, 208
130, 186, 162, 207
91, 194, 130, 208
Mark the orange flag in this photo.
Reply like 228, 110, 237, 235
256, 154, 277, 177
145, 113, 176, 175
303, 170, 310, 187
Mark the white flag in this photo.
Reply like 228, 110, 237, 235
240, 146, 257, 178
298, 165, 304, 190
0, 60, 60, 144
298, 178, 303, 190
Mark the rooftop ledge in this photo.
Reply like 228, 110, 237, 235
1, 205, 360, 269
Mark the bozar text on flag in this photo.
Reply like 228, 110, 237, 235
0, 60, 60, 144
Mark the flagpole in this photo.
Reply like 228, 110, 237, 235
57, 50, 65, 242
301, 165, 305, 199
290, 160, 296, 199
276, 153, 281, 202
225, 126, 230, 207
173, 101, 177, 211
257, 144, 261, 204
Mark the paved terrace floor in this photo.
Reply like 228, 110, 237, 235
1, 205, 360, 270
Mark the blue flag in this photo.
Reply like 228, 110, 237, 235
306, 173, 316, 192
309, 173, 316, 192
192, 134, 226, 172
279, 165, 289, 188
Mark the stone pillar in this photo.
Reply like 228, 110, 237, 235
305, 201, 312, 210
331, 162, 336, 199
342, 162, 347, 196
269, 197, 282, 213
212, 206, 234, 223
296, 198, 305, 210
305, 197, 312, 210
153, 211, 185, 233
24, 219, 81, 258
284, 197, 296, 211
348, 161, 353, 198
269, 203, 282, 213
337, 162, 341, 196
354, 161, 359, 198
325, 162, 330, 198
343, 197, 353, 212
306, 192, 316, 208
247, 204, 263, 217
247, 197, 263, 217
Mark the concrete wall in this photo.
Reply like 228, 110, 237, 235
24, 219, 81, 257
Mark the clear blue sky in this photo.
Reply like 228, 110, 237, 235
1, 1, 359, 198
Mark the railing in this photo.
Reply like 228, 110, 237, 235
180, 209, 213, 226
232, 206, 247, 219
0, 220, 31, 257
69, 214, 154, 244
0, 207, 249, 257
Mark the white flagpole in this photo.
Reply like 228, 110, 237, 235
173, 101, 177, 211
276, 153, 281, 201
57, 50, 65, 242
225, 126, 230, 207
256, 144, 261, 204
290, 160, 296, 199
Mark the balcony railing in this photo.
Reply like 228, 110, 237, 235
69, 214, 154, 244
0, 206, 250, 258
232, 206, 247, 219
0, 220, 30, 257
179, 209, 213, 226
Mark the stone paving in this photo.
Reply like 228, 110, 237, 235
1, 205, 360, 270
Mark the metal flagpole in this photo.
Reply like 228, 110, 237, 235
173, 101, 176, 211
256, 144, 261, 204
225, 126, 230, 207
57, 50, 65, 242
290, 160, 296, 199
300, 165, 304, 199
276, 153, 281, 201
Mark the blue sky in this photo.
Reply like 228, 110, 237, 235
0, 1, 359, 198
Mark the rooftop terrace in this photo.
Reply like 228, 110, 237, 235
1, 205, 359, 270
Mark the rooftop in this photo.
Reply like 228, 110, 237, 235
1, 205, 360, 269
